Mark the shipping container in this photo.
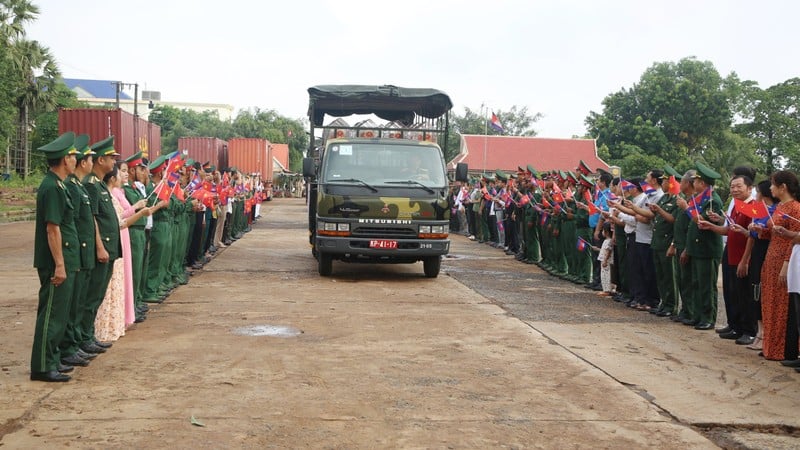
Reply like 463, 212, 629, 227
58, 108, 162, 161
177, 137, 228, 171
228, 138, 273, 182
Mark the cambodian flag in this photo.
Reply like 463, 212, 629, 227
620, 179, 636, 191
640, 182, 656, 195
576, 238, 588, 252
489, 112, 504, 133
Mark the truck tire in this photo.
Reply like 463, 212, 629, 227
423, 256, 441, 278
318, 252, 333, 276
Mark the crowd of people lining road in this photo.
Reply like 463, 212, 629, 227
30, 132, 266, 382
448, 160, 800, 372
30, 129, 800, 382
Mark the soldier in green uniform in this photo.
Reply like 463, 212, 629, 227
31, 132, 80, 382
648, 166, 682, 317
123, 152, 149, 322
680, 162, 724, 330
79, 136, 121, 354
59, 135, 101, 368
523, 165, 541, 264
562, 172, 580, 281
670, 170, 696, 323
143, 155, 170, 303
574, 174, 594, 284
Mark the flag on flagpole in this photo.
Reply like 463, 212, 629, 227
489, 112, 504, 133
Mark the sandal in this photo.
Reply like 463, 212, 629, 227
747, 336, 763, 351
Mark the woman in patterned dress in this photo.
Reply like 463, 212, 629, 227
754, 171, 800, 361
94, 165, 150, 341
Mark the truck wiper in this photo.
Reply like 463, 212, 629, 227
385, 180, 435, 194
330, 178, 378, 192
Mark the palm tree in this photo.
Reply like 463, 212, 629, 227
1, 1, 62, 177
10, 39, 60, 175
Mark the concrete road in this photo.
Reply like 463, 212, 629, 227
0, 198, 797, 448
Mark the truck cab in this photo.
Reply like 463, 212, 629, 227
303, 85, 468, 277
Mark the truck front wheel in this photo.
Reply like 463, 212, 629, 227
423, 256, 441, 278
318, 252, 333, 276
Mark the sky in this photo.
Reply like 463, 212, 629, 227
26, 0, 800, 138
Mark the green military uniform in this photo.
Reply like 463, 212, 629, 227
673, 189, 693, 322
60, 135, 97, 358
31, 132, 80, 380
651, 169, 680, 315
123, 152, 149, 318
143, 155, 170, 302
685, 162, 724, 329
574, 188, 593, 284
80, 137, 121, 346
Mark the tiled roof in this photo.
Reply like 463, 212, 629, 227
448, 135, 609, 173
63, 78, 132, 100
271, 143, 290, 170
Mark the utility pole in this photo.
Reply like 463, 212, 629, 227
110, 81, 140, 154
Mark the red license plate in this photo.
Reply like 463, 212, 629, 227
369, 239, 398, 249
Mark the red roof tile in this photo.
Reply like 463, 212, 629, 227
448, 135, 609, 173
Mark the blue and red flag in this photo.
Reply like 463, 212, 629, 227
489, 112, 504, 133
640, 182, 656, 195
576, 237, 588, 252
620, 179, 636, 191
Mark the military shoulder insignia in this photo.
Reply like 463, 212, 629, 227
57, 180, 65, 190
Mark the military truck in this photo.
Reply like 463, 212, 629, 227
302, 85, 468, 277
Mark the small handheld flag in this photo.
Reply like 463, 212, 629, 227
620, 180, 636, 191
576, 237, 588, 252
640, 182, 656, 195
667, 175, 681, 195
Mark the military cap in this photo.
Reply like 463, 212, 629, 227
694, 161, 720, 185
148, 154, 167, 173
557, 170, 567, 182
73, 134, 95, 161
185, 158, 195, 168
202, 161, 212, 173
125, 151, 146, 168
90, 136, 119, 157
517, 165, 525, 173
566, 171, 578, 183
661, 164, 682, 181
576, 160, 592, 176
495, 169, 508, 182
526, 164, 539, 179
579, 173, 594, 188
229, 166, 238, 173
36, 132, 78, 160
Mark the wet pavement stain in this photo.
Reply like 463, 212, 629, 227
232, 325, 303, 337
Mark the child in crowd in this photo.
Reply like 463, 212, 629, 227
595, 222, 615, 297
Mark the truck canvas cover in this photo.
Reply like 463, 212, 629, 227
307, 85, 453, 126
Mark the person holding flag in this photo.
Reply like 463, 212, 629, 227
751, 170, 800, 361
523, 165, 542, 264
142, 155, 172, 304
668, 170, 697, 324
679, 162, 724, 330
586, 172, 612, 290
647, 166, 682, 317
697, 173, 757, 344
571, 174, 596, 285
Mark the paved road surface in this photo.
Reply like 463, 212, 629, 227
1, 199, 798, 448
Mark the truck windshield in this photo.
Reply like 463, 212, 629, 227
322, 143, 447, 187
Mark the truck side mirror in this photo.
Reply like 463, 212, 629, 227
455, 163, 468, 182
302, 158, 316, 178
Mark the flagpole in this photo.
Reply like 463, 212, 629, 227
482, 103, 488, 176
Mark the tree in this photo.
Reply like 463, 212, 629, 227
586, 57, 736, 175
734, 78, 800, 173
446, 105, 542, 162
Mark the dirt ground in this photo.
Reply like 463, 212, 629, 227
1, 198, 799, 448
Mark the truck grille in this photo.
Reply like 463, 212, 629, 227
351, 226, 417, 238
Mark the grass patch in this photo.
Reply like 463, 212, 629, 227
0, 172, 44, 214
